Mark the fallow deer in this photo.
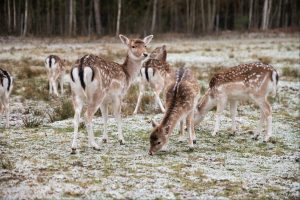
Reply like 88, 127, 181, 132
194, 62, 279, 142
45, 55, 67, 96
69, 34, 153, 153
149, 67, 200, 155
134, 45, 174, 114
0, 68, 13, 128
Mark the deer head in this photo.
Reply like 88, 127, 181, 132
119, 34, 153, 61
148, 120, 169, 155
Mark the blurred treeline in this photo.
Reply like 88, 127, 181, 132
1, 0, 299, 37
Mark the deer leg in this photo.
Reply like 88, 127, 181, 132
154, 90, 165, 113
253, 109, 264, 140
51, 77, 59, 96
133, 84, 144, 114
191, 111, 196, 144
49, 78, 53, 94
60, 75, 64, 96
71, 95, 83, 153
178, 120, 186, 142
262, 99, 272, 142
4, 98, 9, 128
212, 98, 227, 136
186, 113, 194, 148
113, 96, 125, 145
100, 103, 108, 143
229, 100, 238, 134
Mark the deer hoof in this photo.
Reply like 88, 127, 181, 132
193, 140, 197, 144
119, 140, 125, 145
102, 138, 107, 143
71, 148, 76, 154
93, 147, 100, 151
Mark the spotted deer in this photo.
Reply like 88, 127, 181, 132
0, 68, 13, 128
134, 45, 175, 114
149, 67, 200, 155
69, 34, 153, 153
45, 55, 67, 96
194, 62, 279, 142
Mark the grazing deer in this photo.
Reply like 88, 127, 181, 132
45, 55, 67, 96
194, 62, 279, 142
69, 34, 153, 153
134, 45, 174, 114
0, 68, 13, 128
149, 67, 200, 155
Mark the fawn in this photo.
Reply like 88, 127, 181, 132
69, 34, 153, 153
194, 62, 279, 142
149, 67, 200, 155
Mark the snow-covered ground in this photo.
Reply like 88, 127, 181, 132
0, 35, 299, 199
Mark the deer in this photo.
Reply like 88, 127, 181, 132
0, 68, 13, 128
69, 34, 153, 154
194, 62, 279, 142
133, 45, 175, 114
44, 55, 67, 96
149, 67, 200, 155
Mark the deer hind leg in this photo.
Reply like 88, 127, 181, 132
178, 120, 186, 142
262, 98, 272, 142
253, 110, 265, 140
113, 96, 125, 145
212, 97, 227, 136
100, 103, 108, 143
186, 113, 194, 148
71, 95, 84, 154
133, 83, 144, 114
229, 100, 238, 134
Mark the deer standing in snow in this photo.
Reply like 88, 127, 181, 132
194, 63, 279, 142
45, 55, 67, 96
69, 34, 153, 153
134, 45, 175, 114
0, 68, 13, 128
149, 67, 200, 155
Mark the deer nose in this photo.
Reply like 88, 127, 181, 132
143, 53, 148, 57
148, 150, 153, 156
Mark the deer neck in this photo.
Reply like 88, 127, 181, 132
122, 54, 143, 84
161, 109, 182, 136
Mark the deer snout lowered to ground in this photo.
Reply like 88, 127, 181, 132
45, 55, 68, 96
194, 62, 279, 142
69, 34, 153, 154
0, 68, 13, 128
149, 67, 200, 156
134, 45, 175, 114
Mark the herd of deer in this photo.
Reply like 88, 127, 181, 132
0, 35, 279, 155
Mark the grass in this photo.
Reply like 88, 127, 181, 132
282, 66, 300, 78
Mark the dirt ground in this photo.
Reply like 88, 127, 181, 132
0, 33, 299, 199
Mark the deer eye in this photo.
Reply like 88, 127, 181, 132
157, 141, 161, 145
144, 45, 147, 48
131, 46, 135, 48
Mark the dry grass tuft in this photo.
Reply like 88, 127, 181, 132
282, 66, 300, 78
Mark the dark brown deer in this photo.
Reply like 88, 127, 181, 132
149, 67, 200, 155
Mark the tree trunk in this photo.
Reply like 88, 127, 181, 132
248, 0, 253, 29
200, 0, 205, 31
116, 0, 121, 36
7, 0, 11, 32
266, 0, 272, 28
262, 0, 268, 30
151, 0, 157, 33
22, 0, 28, 36
94, 0, 101, 35
13, 0, 16, 31
275, 0, 282, 27
69, 0, 73, 35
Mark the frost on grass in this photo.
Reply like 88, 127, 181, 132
0, 36, 299, 199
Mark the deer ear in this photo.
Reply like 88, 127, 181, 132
151, 119, 158, 128
119, 34, 130, 45
161, 45, 166, 51
143, 35, 153, 45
